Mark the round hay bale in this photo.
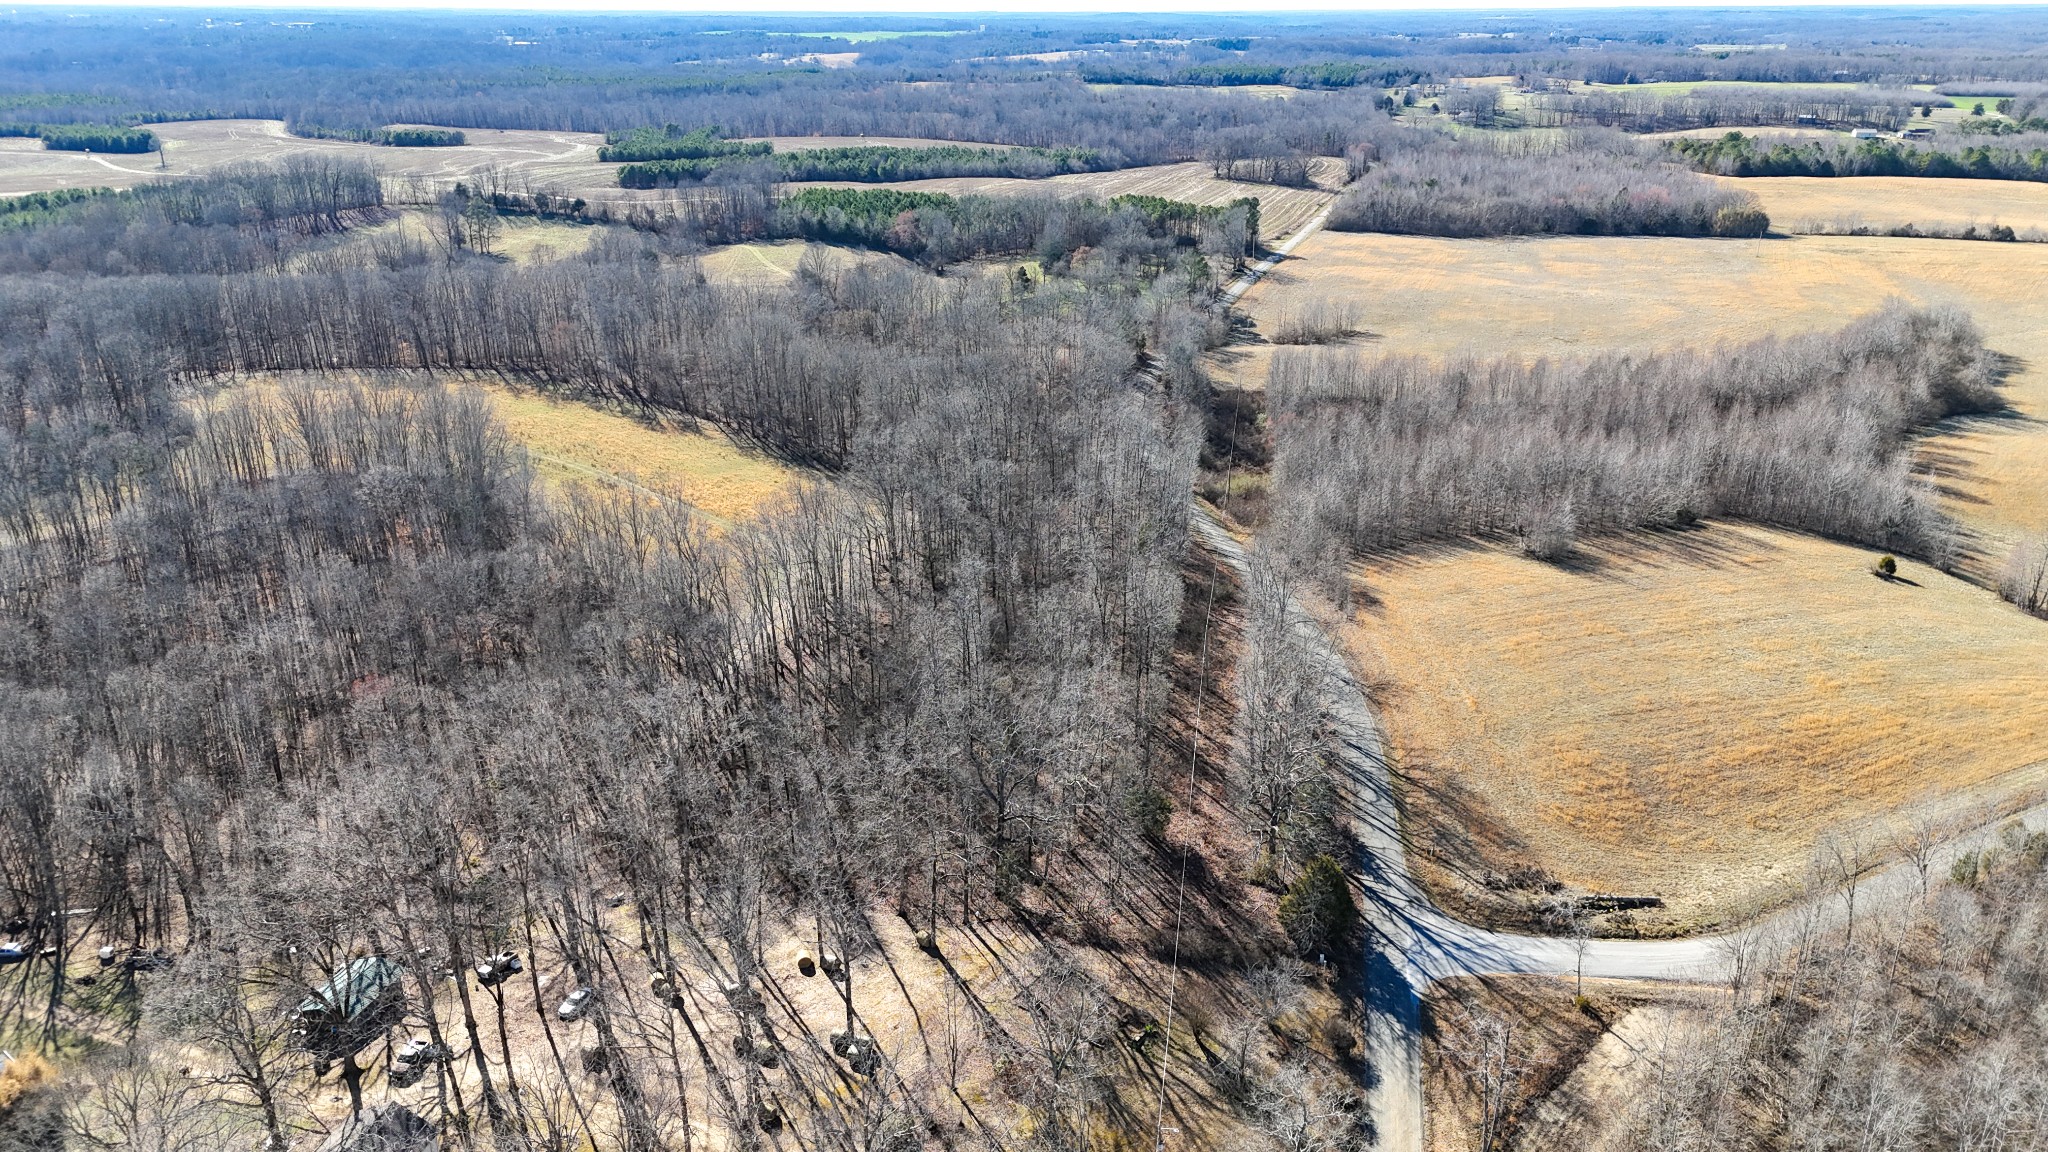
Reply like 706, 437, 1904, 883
915, 929, 939, 956
796, 952, 817, 977
819, 952, 844, 977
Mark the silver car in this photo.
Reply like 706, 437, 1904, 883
557, 986, 594, 1021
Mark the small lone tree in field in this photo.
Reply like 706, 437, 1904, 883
1278, 855, 1359, 960
1875, 554, 1898, 578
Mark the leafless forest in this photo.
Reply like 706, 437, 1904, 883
1269, 306, 2002, 563
3, 7, 2048, 1152
1327, 135, 1770, 238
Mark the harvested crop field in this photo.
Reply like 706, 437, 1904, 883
1222, 231, 2048, 560
1343, 522, 2048, 929
0, 118, 644, 201
790, 160, 1337, 243
1715, 174, 2048, 236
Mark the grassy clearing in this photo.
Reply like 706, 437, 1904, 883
1222, 229, 2048, 561
1342, 522, 2048, 929
479, 383, 798, 523
329, 208, 612, 265
695, 238, 914, 286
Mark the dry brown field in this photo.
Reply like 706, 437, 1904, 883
478, 383, 800, 525
1342, 523, 2048, 928
790, 160, 1338, 244
1224, 198, 2048, 930
0, 118, 639, 200
1223, 229, 2048, 555
1716, 174, 2048, 235
223, 372, 799, 527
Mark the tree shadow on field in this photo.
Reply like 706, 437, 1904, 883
1391, 747, 1534, 900
1543, 521, 1787, 581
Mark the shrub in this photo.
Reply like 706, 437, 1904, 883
1278, 854, 1359, 959
1712, 203, 1771, 238
1876, 554, 1898, 577
380, 127, 464, 147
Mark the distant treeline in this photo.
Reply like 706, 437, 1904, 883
0, 186, 120, 230
1271, 305, 2002, 566
616, 141, 1108, 188
286, 122, 467, 146
0, 122, 158, 152
598, 124, 772, 162
1527, 85, 1934, 133
1671, 131, 2048, 183
1078, 61, 1416, 91
1331, 137, 1769, 238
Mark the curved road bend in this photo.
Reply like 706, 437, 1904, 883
1189, 512, 2048, 1151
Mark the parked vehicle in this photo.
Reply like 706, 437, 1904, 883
557, 986, 594, 1021
0, 943, 27, 967
474, 950, 523, 989
388, 1036, 452, 1088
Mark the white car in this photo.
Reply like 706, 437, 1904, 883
557, 986, 594, 1021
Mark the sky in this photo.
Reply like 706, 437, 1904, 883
15, 0, 2048, 10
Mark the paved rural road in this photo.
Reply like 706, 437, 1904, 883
1188, 511, 2048, 1151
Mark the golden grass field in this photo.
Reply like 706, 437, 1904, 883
1719, 174, 2048, 235
479, 383, 799, 524
791, 160, 1338, 244
1345, 523, 2048, 926
228, 372, 799, 525
1224, 228, 2048, 554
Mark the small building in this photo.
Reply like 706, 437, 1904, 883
291, 957, 406, 1063
1850, 127, 1884, 140
1899, 126, 1936, 141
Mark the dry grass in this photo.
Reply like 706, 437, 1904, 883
477, 383, 799, 524
789, 160, 1337, 244
1715, 174, 2048, 236
1221, 230, 2048, 563
1422, 977, 1687, 1152
0, 1050, 55, 1114
695, 238, 916, 287
1342, 521, 2048, 928
1422, 977, 1714, 1152
224, 372, 799, 525
326, 208, 611, 265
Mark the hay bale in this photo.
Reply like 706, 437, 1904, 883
819, 952, 844, 977
796, 952, 817, 977
915, 929, 939, 956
